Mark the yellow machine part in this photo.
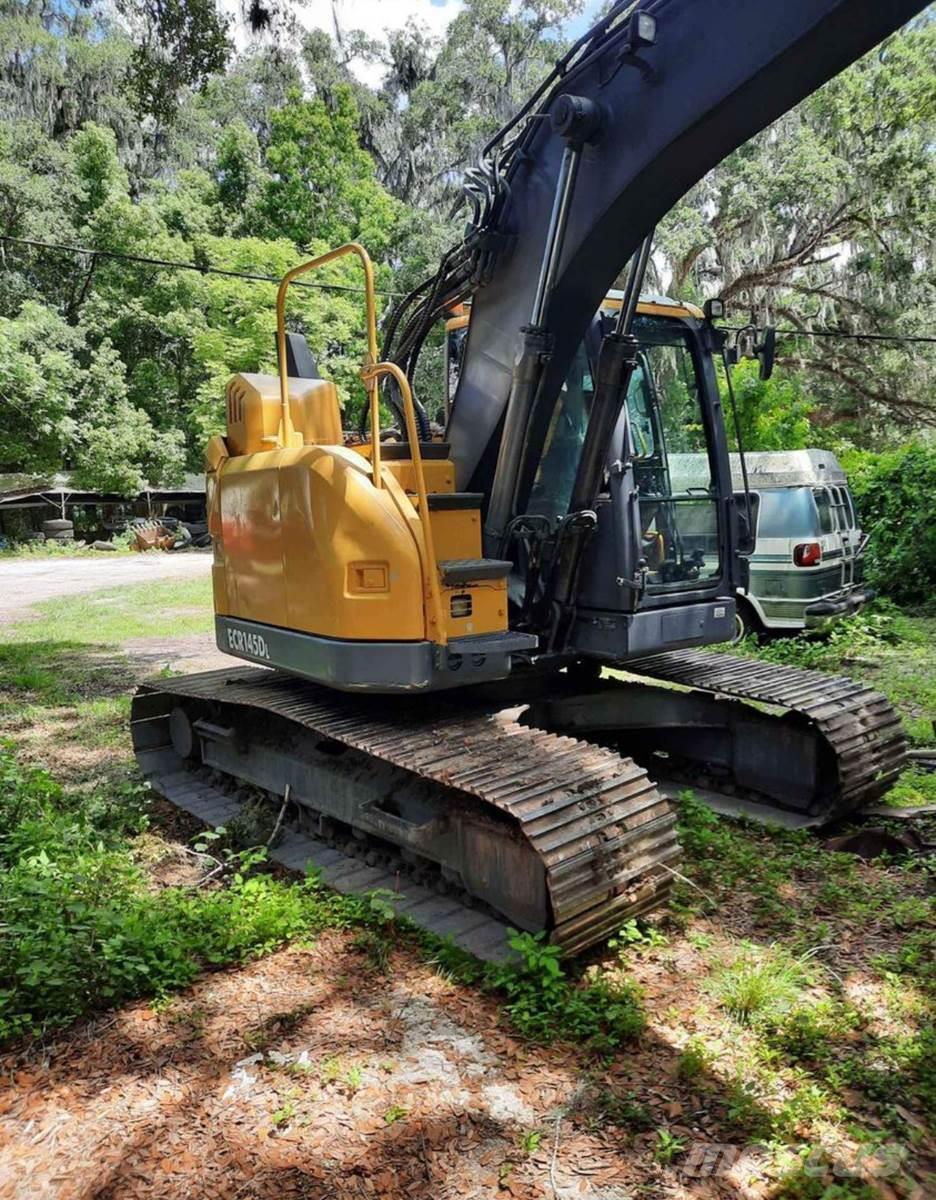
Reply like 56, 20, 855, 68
353, 442, 456, 494
209, 372, 509, 646
226, 373, 343, 453
211, 441, 426, 641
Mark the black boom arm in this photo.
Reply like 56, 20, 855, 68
417, 0, 925, 502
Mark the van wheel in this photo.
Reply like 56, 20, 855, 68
732, 602, 758, 645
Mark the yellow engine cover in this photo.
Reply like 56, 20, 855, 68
226, 373, 342, 453
211, 443, 427, 642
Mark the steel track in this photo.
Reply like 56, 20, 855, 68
131, 650, 907, 961
132, 668, 680, 959
623, 649, 907, 815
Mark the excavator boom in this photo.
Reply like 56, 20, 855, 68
441, 0, 924, 496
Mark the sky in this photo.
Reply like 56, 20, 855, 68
227, 1, 607, 86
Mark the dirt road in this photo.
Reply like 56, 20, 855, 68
0, 552, 212, 623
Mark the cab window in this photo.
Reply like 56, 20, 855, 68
530, 315, 722, 592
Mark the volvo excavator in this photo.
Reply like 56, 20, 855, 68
131, 0, 919, 961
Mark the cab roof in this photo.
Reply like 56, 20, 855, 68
445, 291, 705, 330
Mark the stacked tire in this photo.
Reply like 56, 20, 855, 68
41, 518, 74, 543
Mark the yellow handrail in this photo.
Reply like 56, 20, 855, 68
275, 243, 379, 480
363, 360, 446, 645
276, 245, 443, 642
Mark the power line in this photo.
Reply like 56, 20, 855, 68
3, 234, 935, 344
0, 234, 406, 297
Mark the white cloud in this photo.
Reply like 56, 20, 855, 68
310, 0, 464, 85
225, 1, 464, 87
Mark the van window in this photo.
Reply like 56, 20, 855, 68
813, 489, 834, 534
756, 489, 820, 538
828, 486, 842, 529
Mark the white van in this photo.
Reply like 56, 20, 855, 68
669, 450, 872, 639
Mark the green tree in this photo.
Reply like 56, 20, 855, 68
657, 20, 936, 438
257, 86, 401, 255
841, 444, 936, 606
0, 302, 82, 475
720, 360, 814, 453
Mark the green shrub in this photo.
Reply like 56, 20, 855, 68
747, 605, 903, 671
707, 944, 811, 1024
0, 746, 340, 1044
840, 443, 936, 607
486, 930, 645, 1050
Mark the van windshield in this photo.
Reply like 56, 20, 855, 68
756, 489, 819, 538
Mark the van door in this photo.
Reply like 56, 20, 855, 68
812, 487, 843, 589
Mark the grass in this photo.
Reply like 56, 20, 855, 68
2, 571, 933, 1193
879, 766, 936, 809
728, 603, 935, 749
673, 792, 935, 1145
0, 744, 354, 1043
8, 576, 214, 646
707, 944, 811, 1025
0, 539, 133, 559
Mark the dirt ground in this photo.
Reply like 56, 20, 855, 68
0, 553, 214, 624
0, 934, 721, 1200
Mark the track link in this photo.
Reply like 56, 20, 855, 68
624, 649, 907, 815
132, 668, 680, 959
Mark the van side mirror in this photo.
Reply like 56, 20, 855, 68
757, 326, 776, 381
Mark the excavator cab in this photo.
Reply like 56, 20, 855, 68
563, 298, 741, 659
446, 294, 741, 660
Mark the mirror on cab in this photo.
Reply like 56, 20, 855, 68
757, 325, 776, 381
730, 319, 777, 381
736, 500, 756, 556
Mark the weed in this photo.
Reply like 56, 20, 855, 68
243, 1004, 317, 1052
343, 1065, 363, 1092
767, 999, 861, 1064
677, 1036, 712, 1081
686, 929, 714, 950
653, 1128, 687, 1164
384, 1103, 408, 1125
882, 768, 936, 809
270, 1100, 295, 1128
593, 1090, 654, 1132
351, 928, 392, 973
486, 930, 645, 1050
708, 945, 810, 1025
723, 1076, 774, 1140
518, 1130, 542, 1155
320, 1056, 344, 1084
608, 919, 669, 957
889, 897, 931, 929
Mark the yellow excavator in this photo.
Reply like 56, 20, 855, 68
131, 0, 917, 960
